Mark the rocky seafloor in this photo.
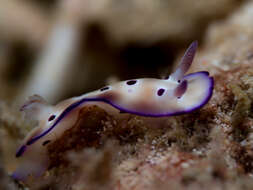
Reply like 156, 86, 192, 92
1, 0, 253, 190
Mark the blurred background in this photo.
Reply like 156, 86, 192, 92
0, 0, 244, 105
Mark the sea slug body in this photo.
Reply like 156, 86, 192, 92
13, 41, 214, 181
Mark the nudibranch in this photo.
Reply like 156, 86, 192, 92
13, 41, 213, 180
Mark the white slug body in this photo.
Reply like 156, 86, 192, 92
80, 71, 212, 116
13, 41, 214, 181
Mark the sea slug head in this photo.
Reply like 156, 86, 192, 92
109, 41, 213, 117
166, 41, 213, 116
